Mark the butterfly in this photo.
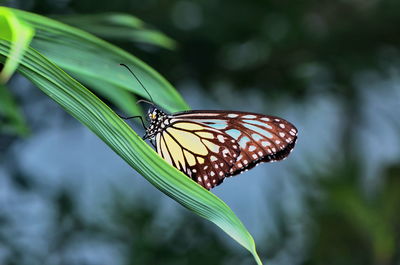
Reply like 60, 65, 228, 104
119, 64, 298, 190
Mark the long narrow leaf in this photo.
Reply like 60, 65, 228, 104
79, 74, 142, 117
0, 40, 263, 265
0, 7, 264, 264
10, 8, 185, 113
54, 13, 177, 50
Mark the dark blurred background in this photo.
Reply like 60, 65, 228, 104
1, 0, 400, 264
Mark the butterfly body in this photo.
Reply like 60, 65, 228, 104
143, 107, 298, 190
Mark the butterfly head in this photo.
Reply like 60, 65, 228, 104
144, 106, 168, 139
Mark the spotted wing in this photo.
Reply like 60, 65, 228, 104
172, 110, 298, 178
155, 120, 240, 189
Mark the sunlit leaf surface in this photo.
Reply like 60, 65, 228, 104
0, 7, 34, 83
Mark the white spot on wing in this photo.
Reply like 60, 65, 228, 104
242, 114, 256, 119
248, 145, 256, 152
217, 135, 225, 143
227, 114, 238, 118
222, 148, 230, 157
211, 156, 217, 162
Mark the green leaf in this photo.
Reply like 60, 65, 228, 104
10, 8, 186, 115
54, 13, 177, 50
78, 74, 142, 117
0, 7, 263, 264
0, 6, 34, 83
0, 40, 263, 265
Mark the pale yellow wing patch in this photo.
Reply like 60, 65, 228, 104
197, 157, 205, 164
166, 127, 209, 156
155, 121, 241, 189
159, 134, 173, 166
183, 150, 196, 167
173, 122, 204, 131
195, 131, 214, 139
162, 132, 185, 170
202, 139, 219, 152
156, 133, 161, 157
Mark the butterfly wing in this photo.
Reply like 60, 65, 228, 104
223, 113, 297, 175
156, 120, 240, 189
170, 110, 298, 181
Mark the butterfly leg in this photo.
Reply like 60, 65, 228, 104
117, 114, 146, 129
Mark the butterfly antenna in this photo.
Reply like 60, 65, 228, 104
120, 63, 155, 104
136, 99, 154, 105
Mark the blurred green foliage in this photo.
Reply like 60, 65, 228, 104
0, 83, 29, 137
62, 0, 400, 99
305, 158, 400, 265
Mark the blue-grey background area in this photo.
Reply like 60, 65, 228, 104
1, 1, 400, 265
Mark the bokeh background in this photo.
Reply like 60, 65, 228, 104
1, 0, 400, 264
